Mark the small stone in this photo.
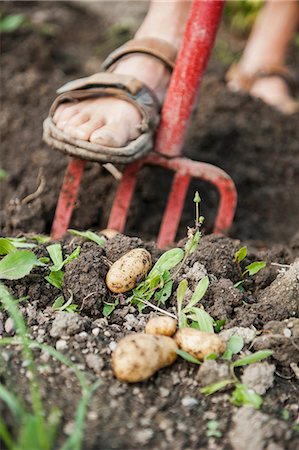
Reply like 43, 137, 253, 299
87, 411, 98, 421
134, 428, 153, 444
4, 318, 14, 334
75, 331, 88, 342
85, 354, 104, 374
283, 328, 292, 338
181, 397, 199, 407
92, 327, 100, 336
63, 421, 75, 436
159, 387, 170, 398
56, 339, 68, 351
109, 341, 117, 352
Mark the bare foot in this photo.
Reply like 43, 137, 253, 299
53, 55, 170, 147
250, 77, 299, 115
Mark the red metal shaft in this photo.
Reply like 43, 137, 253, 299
51, 158, 86, 240
156, 0, 224, 157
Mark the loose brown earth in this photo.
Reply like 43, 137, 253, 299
1, 2, 299, 450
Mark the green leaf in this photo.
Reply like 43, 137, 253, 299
0, 238, 17, 255
177, 279, 188, 317
7, 237, 36, 249
0, 168, 7, 181
206, 420, 222, 438
103, 299, 119, 317
47, 244, 63, 268
234, 280, 245, 291
235, 246, 247, 263
176, 349, 202, 365
68, 229, 105, 247
155, 271, 173, 305
244, 261, 266, 276
0, 14, 24, 32
204, 353, 218, 360
0, 250, 39, 280
191, 307, 214, 333
149, 248, 184, 276
187, 276, 209, 309
52, 296, 64, 310
222, 335, 244, 360
25, 234, 50, 245
232, 350, 273, 367
45, 270, 64, 290
230, 383, 262, 409
201, 379, 234, 395
185, 230, 201, 254
63, 246, 81, 267
214, 319, 226, 333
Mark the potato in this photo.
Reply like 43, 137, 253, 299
175, 328, 226, 360
106, 248, 152, 293
145, 316, 177, 337
100, 228, 119, 239
112, 333, 178, 382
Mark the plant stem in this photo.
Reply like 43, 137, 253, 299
135, 297, 177, 319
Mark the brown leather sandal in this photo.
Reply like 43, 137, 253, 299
43, 38, 177, 164
226, 63, 299, 115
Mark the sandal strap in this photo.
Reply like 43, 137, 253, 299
226, 63, 297, 95
101, 37, 178, 72
51, 72, 160, 133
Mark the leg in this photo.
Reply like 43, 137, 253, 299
53, 0, 191, 147
228, 0, 299, 114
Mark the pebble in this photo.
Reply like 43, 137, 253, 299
92, 327, 100, 336
109, 341, 117, 352
75, 331, 88, 342
159, 387, 170, 398
4, 318, 14, 334
56, 339, 68, 351
63, 421, 75, 436
283, 328, 292, 338
134, 428, 153, 445
85, 354, 104, 374
181, 396, 199, 407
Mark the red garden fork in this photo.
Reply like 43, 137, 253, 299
51, 0, 237, 248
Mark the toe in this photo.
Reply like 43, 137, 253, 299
65, 118, 106, 140
90, 123, 130, 148
53, 104, 68, 123
56, 104, 80, 130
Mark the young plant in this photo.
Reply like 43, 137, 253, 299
206, 420, 222, 438
0, 238, 45, 281
0, 282, 100, 450
234, 246, 266, 290
200, 334, 273, 409
68, 229, 105, 247
176, 276, 213, 332
52, 291, 78, 313
124, 191, 204, 317
45, 243, 80, 290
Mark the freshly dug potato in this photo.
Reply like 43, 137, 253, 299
175, 328, 226, 360
145, 316, 177, 337
106, 248, 152, 293
100, 228, 119, 239
112, 333, 178, 382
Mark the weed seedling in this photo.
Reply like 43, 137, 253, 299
206, 420, 222, 438
234, 246, 266, 291
201, 334, 273, 409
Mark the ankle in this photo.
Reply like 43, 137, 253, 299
113, 54, 170, 102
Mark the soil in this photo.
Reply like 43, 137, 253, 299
1, 2, 299, 450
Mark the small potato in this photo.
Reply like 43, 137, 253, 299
145, 316, 177, 337
100, 228, 119, 239
106, 248, 152, 293
112, 333, 178, 382
175, 328, 226, 361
